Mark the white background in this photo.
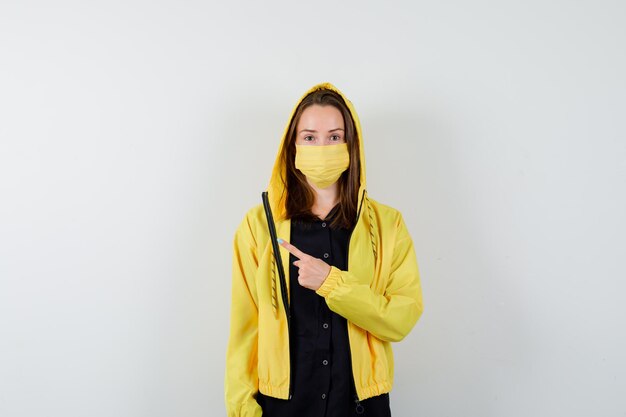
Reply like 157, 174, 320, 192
1, 1, 625, 416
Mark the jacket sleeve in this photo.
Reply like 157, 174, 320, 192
315, 211, 424, 342
224, 214, 263, 417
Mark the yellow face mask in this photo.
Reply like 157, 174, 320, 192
294, 142, 350, 188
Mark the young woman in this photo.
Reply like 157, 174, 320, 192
225, 82, 424, 417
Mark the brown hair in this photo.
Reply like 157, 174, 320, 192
282, 88, 361, 230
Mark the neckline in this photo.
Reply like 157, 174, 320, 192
315, 203, 339, 222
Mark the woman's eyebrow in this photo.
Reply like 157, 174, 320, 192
299, 128, 345, 133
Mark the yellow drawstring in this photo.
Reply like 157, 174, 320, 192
271, 258, 278, 316
366, 195, 378, 262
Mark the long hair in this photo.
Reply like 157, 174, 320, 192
282, 88, 361, 231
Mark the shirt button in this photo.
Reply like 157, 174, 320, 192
321, 222, 326, 227
323, 253, 329, 258
322, 323, 329, 329
322, 359, 329, 365
321, 393, 326, 400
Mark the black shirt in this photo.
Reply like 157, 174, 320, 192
257, 205, 391, 417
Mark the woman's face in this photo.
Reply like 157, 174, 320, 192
295, 104, 346, 146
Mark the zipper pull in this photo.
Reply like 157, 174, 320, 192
354, 394, 364, 414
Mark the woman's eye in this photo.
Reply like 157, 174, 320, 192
331, 135, 341, 141
304, 135, 314, 141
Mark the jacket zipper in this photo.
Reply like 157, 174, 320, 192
285, 271, 293, 400
346, 188, 366, 413
283, 255, 293, 400
261, 191, 293, 400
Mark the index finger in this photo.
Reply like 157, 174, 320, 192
277, 238, 310, 260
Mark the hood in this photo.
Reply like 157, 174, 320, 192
266, 82, 367, 221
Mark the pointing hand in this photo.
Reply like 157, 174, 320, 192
277, 238, 331, 291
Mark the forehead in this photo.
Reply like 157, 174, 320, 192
296, 104, 345, 129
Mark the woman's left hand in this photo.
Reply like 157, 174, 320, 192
277, 238, 331, 291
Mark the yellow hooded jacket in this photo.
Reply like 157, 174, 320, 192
225, 82, 424, 417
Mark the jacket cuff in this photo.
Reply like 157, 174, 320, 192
316, 265, 343, 298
